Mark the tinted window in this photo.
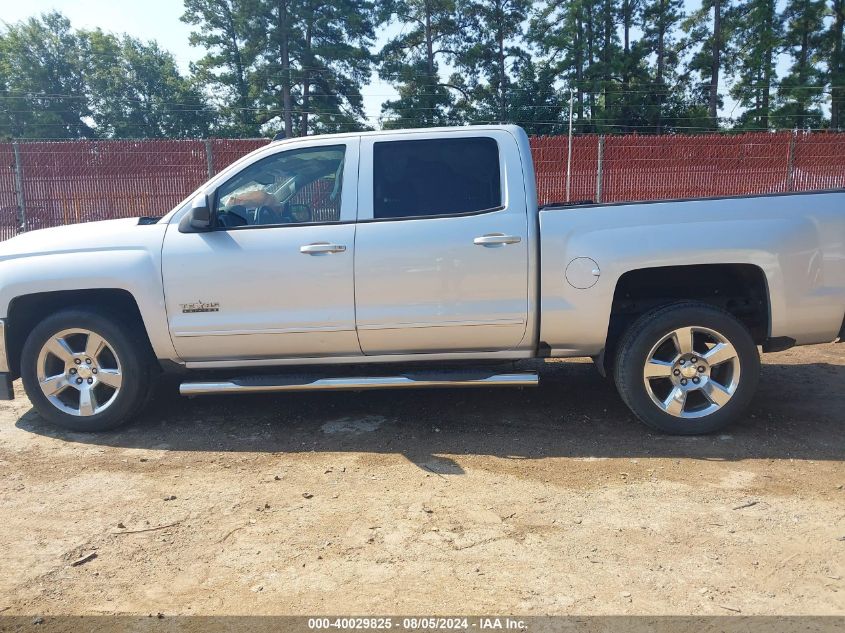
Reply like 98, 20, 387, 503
373, 137, 501, 219
215, 145, 345, 228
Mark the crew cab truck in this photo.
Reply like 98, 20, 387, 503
0, 125, 843, 435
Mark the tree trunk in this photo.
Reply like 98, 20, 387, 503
796, 18, 810, 129
301, 7, 313, 136
603, 0, 613, 127
221, 1, 250, 130
832, 0, 844, 129
760, 0, 773, 130
424, 1, 435, 124
278, 0, 293, 137
622, 0, 632, 132
656, 0, 666, 133
575, 9, 585, 125
586, 4, 595, 130
496, 0, 507, 123
708, 0, 721, 128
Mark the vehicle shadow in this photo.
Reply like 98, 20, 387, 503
14, 358, 845, 468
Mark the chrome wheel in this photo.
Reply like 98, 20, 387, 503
36, 328, 123, 417
642, 326, 741, 419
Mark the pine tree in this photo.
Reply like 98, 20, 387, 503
594, 0, 623, 129
529, 0, 604, 131
182, 0, 259, 136
640, 0, 685, 132
454, 0, 530, 124
828, 0, 845, 129
775, 0, 826, 129
683, 0, 734, 129
506, 59, 568, 134
249, 0, 374, 137
728, 0, 781, 130
296, 0, 375, 134
377, 0, 463, 128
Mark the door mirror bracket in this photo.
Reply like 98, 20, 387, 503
178, 193, 214, 233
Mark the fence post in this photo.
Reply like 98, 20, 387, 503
786, 130, 797, 192
11, 142, 27, 232
595, 135, 605, 203
205, 139, 214, 179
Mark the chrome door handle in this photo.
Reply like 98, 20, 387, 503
473, 234, 522, 246
300, 243, 346, 254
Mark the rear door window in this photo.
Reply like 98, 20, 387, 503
372, 137, 501, 220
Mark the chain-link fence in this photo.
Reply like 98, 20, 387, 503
530, 131, 845, 206
2, 131, 844, 241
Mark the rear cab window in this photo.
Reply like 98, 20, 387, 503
372, 137, 502, 220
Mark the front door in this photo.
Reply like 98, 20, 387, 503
161, 138, 361, 361
353, 131, 530, 354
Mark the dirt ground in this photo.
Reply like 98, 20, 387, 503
0, 344, 843, 617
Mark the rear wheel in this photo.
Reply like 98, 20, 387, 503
613, 302, 760, 435
21, 309, 154, 432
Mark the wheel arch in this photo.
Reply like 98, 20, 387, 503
5, 289, 155, 378
601, 263, 771, 375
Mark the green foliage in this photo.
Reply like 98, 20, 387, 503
377, 0, 462, 128
772, 0, 827, 129
0, 12, 94, 139
1, 0, 843, 138
829, 0, 845, 128
82, 31, 213, 138
453, 0, 531, 123
181, 0, 261, 136
183, 0, 375, 136
0, 12, 210, 139
729, 0, 781, 130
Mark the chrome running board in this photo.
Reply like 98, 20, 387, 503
180, 371, 538, 396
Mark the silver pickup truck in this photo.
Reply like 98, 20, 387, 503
0, 125, 842, 435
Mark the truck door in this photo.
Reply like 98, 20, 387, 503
161, 137, 361, 362
353, 131, 530, 354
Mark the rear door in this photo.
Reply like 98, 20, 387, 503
353, 130, 530, 354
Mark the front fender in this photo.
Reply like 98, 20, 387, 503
0, 247, 176, 362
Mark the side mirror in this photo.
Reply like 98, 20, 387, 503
179, 194, 213, 233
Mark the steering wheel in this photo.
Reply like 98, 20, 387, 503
256, 205, 281, 225
285, 203, 313, 224
219, 205, 248, 228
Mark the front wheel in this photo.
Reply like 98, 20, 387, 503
613, 302, 760, 435
20, 309, 154, 432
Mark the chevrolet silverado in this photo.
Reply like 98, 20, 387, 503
0, 125, 842, 435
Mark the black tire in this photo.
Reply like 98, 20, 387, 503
20, 308, 154, 432
613, 302, 760, 435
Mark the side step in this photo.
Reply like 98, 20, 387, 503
179, 370, 539, 396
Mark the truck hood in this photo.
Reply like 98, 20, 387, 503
0, 218, 165, 261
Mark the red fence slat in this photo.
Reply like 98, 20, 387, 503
0, 145, 19, 241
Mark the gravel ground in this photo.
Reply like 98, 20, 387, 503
0, 344, 842, 616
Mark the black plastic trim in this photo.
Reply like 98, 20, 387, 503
360, 205, 506, 223
762, 336, 796, 353
188, 205, 509, 233
0, 373, 14, 400
211, 219, 349, 232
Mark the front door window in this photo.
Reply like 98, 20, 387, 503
215, 145, 346, 228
